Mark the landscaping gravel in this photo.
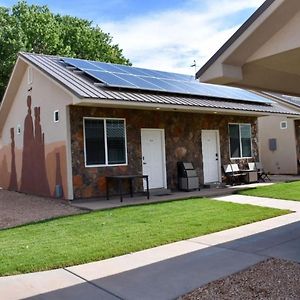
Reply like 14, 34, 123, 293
0, 189, 86, 229
180, 258, 300, 300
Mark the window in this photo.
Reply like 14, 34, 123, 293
84, 118, 127, 166
54, 110, 59, 123
229, 124, 252, 158
17, 124, 21, 135
280, 121, 287, 129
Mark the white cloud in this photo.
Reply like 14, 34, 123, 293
99, 0, 265, 75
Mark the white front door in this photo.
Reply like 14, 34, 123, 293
201, 130, 221, 184
141, 129, 167, 189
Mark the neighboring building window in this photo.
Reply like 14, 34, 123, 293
84, 118, 127, 166
229, 124, 252, 158
280, 121, 287, 129
54, 110, 59, 123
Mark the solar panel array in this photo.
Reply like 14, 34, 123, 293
62, 57, 273, 104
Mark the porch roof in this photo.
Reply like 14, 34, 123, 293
18, 52, 299, 117
196, 0, 300, 96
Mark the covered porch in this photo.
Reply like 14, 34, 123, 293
70, 174, 300, 211
197, 0, 300, 97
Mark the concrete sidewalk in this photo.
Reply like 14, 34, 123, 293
1, 195, 300, 300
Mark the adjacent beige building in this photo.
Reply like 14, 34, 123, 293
258, 115, 298, 174
197, 0, 300, 175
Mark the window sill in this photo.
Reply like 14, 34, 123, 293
85, 163, 128, 168
230, 157, 253, 160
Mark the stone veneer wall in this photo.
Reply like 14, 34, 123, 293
295, 120, 300, 174
70, 106, 258, 199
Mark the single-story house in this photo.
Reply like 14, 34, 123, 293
0, 52, 297, 200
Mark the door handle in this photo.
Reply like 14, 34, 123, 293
143, 162, 147, 165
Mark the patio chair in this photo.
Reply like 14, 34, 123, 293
255, 162, 271, 182
223, 164, 246, 185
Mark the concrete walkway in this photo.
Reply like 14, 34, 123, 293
1, 195, 300, 300
71, 182, 274, 211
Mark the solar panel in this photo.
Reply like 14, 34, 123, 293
116, 73, 165, 91
85, 70, 136, 88
62, 57, 273, 104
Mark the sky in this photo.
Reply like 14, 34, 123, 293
0, 0, 266, 75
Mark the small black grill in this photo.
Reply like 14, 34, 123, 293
177, 162, 200, 191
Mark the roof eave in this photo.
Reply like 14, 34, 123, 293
73, 97, 298, 118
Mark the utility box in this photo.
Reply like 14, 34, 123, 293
177, 162, 200, 191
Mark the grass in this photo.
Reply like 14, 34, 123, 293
0, 198, 289, 276
239, 181, 300, 201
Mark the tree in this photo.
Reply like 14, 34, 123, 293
0, 1, 130, 99
0, 6, 24, 98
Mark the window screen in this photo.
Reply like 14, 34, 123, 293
240, 124, 251, 157
106, 119, 126, 164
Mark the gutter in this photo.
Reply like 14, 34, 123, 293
73, 97, 299, 118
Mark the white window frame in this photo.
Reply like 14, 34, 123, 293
54, 110, 59, 123
280, 121, 287, 129
83, 117, 128, 167
229, 123, 253, 159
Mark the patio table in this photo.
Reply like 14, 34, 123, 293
105, 175, 150, 202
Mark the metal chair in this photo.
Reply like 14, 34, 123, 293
223, 164, 246, 185
255, 162, 271, 182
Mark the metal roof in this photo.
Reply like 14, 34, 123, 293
263, 92, 300, 109
19, 52, 299, 116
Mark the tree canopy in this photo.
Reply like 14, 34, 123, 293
0, 1, 130, 99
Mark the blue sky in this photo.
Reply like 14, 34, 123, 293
0, 0, 265, 74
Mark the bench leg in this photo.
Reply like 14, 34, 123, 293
106, 179, 110, 200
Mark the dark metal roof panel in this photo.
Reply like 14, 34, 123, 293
19, 52, 299, 116
20, 52, 109, 99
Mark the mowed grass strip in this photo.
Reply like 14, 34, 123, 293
239, 181, 300, 201
0, 198, 289, 276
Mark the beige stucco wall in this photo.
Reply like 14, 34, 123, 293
0, 64, 74, 199
247, 10, 300, 63
258, 116, 297, 174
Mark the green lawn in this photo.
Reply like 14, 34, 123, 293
0, 198, 289, 276
239, 181, 300, 201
